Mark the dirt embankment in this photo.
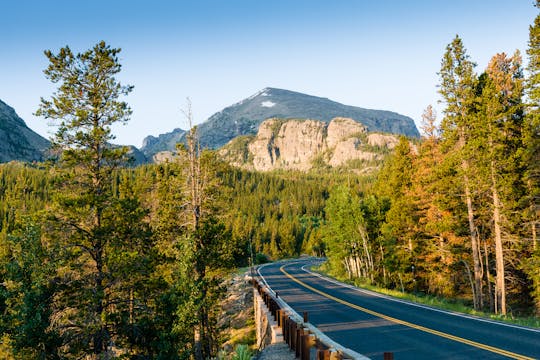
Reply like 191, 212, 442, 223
218, 271, 256, 353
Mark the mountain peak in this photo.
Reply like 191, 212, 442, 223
141, 88, 419, 159
196, 88, 419, 148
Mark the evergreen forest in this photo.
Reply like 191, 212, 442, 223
1, 4, 539, 360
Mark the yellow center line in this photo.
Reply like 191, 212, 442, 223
280, 265, 534, 360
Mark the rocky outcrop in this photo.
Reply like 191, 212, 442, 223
326, 117, 366, 148
248, 119, 327, 171
328, 138, 375, 167
367, 133, 399, 149
152, 151, 176, 164
220, 117, 399, 172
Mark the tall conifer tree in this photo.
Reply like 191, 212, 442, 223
36, 41, 136, 358
478, 52, 525, 314
438, 36, 484, 309
524, 1, 540, 314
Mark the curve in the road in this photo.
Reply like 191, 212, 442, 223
257, 259, 540, 359
280, 265, 534, 360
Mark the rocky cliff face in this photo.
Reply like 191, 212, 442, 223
0, 99, 50, 163
220, 117, 398, 172
248, 119, 327, 171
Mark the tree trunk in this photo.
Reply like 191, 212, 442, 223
344, 258, 351, 279
349, 256, 356, 278
491, 162, 506, 315
439, 234, 445, 263
483, 239, 494, 312
92, 233, 109, 358
462, 155, 483, 310
461, 260, 476, 307
355, 255, 362, 279
185, 104, 209, 360
380, 244, 387, 285
533, 220, 537, 252
360, 229, 374, 282
529, 180, 538, 252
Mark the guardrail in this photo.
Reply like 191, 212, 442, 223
253, 273, 388, 360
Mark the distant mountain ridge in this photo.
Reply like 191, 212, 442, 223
141, 87, 419, 158
0, 99, 148, 165
140, 128, 186, 159
0, 99, 50, 162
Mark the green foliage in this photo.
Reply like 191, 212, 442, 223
1, 221, 61, 359
222, 135, 255, 164
322, 185, 373, 280
524, 3, 540, 314
0, 162, 51, 238
254, 253, 269, 264
33, 41, 139, 357
231, 344, 252, 360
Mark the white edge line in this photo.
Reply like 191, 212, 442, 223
300, 261, 540, 334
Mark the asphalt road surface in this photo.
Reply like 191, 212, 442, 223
257, 258, 540, 360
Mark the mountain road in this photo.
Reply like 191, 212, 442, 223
257, 259, 540, 360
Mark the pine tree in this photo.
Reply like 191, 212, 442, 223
35, 41, 136, 358
438, 36, 484, 309
375, 137, 418, 290
478, 52, 525, 315
524, 1, 540, 314
413, 106, 455, 296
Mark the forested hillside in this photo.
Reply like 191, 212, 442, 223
1, 3, 539, 359
320, 28, 540, 316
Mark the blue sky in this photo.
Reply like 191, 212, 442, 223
1, 1, 536, 147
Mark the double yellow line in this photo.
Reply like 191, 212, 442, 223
280, 265, 535, 360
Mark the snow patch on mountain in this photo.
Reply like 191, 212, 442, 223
261, 101, 276, 108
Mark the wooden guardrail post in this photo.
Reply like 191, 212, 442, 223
269, 298, 274, 319
315, 339, 330, 360
283, 316, 288, 344
383, 352, 394, 360
302, 333, 316, 360
289, 318, 296, 350
300, 332, 307, 360
290, 322, 297, 352
295, 326, 303, 358
329, 350, 343, 360
285, 317, 290, 345
317, 348, 331, 360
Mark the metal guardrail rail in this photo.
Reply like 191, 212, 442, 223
253, 264, 385, 360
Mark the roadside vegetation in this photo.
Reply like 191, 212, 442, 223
315, 264, 540, 329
